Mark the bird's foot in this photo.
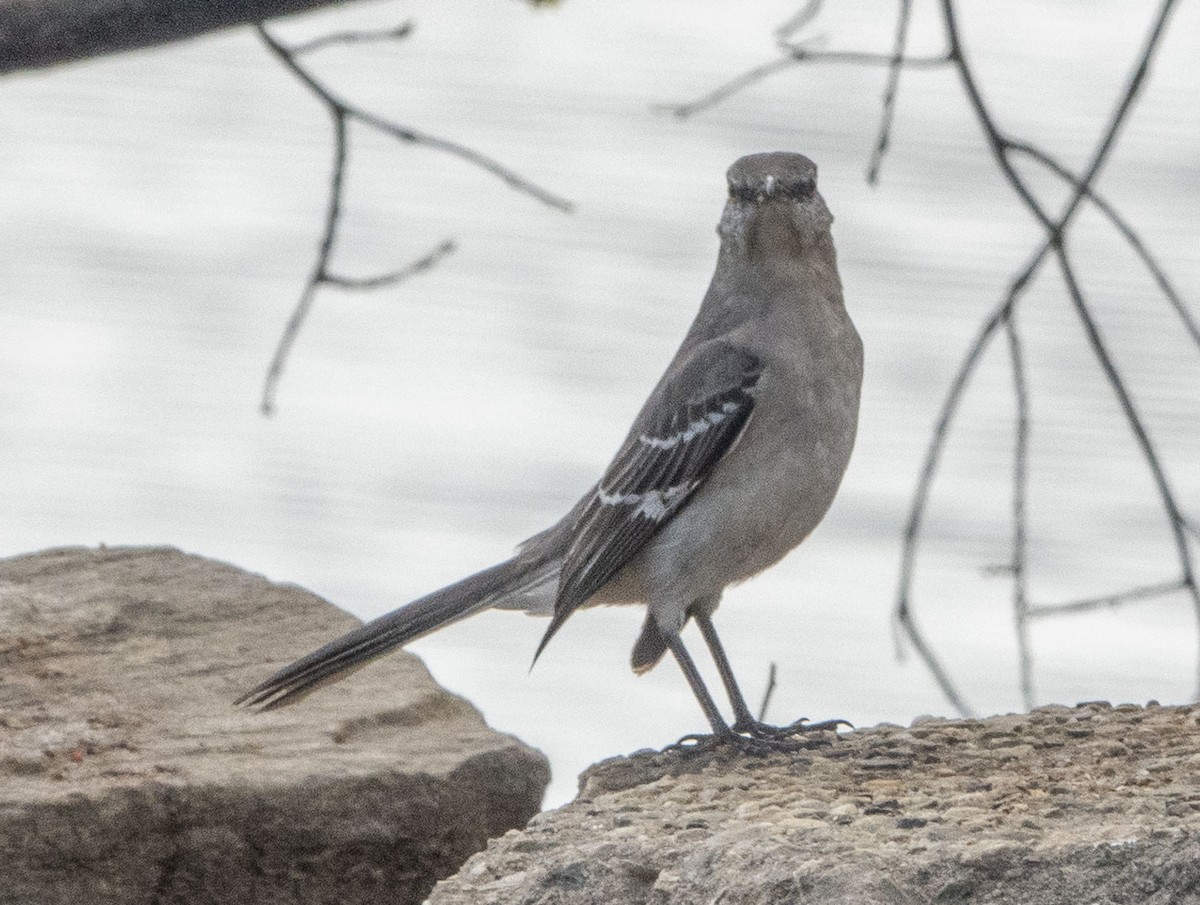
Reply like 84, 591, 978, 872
731, 715, 852, 741
664, 731, 789, 756
664, 718, 848, 757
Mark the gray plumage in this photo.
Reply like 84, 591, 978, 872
238, 151, 863, 740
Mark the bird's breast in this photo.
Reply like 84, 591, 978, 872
641, 306, 862, 598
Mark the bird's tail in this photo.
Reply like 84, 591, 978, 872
236, 556, 549, 710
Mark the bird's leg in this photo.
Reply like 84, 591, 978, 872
692, 608, 758, 729
693, 611, 849, 738
663, 631, 816, 755
664, 631, 732, 739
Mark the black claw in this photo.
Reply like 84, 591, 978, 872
663, 732, 722, 755
797, 717, 854, 733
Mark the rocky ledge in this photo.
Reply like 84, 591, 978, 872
0, 546, 549, 905
429, 701, 1200, 905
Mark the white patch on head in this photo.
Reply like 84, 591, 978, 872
598, 482, 697, 521
763, 174, 777, 196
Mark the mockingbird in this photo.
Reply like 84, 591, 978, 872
239, 152, 863, 744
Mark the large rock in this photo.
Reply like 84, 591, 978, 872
430, 702, 1200, 904
0, 546, 549, 905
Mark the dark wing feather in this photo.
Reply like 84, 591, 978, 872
533, 342, 763, 660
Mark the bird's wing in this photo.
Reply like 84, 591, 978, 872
534, 340, 764, 660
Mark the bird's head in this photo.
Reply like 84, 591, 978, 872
718, 152, 832, 259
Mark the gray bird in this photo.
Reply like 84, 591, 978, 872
238, 152, 863, 745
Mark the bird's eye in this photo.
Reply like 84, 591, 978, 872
728, 180, 814, 203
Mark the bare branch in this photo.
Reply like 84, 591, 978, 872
1049, 0, 1180, 224
255, 23, 572, 414
664, 48, 948, 121
1186, 519, 1200, 544
896, 0, 1187, 711
938, 1, 1053, 231
663, 56, 802, 120
1030, 578, 1188, 619
324, 240, 456, 290
351, 109, 574, 213
773, 0, 824, 42
893, 610, 976, 718
1008, 142, 1200, 354
0, 0, 369, 76
1053, 242, 1200, 694
866, 0, 914, 186
756, 661, 778, 723
292, 21, 414, 55
259, 26, 572, 214
261, 102, 350, 417
1004, 312, 1034, 709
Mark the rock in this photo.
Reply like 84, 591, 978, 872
0, 546, 549, 905
429, 702, 1200, 905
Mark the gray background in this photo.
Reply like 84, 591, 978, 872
3, 0, 1198, 804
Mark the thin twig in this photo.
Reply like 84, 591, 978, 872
663, 56, 803, 120
1047, 0, 1179, 227
866, 0, 913, 185
324, 240, 456, 290
1009, 141, 1200, 353
893, 273, 1024, 714
255, 23, 572, 414
1005, 311, 1034, 709
939, 1, 1052, 231
349, 108, 573, 212
258, 27, 572, 214
261, 105, 348, 417
1054, 242, 1200, 694
1030, 578, 1188, 619
664, 48, 948, 120
756, 661, 778, 723
773, 0, 823, 42
895, 613, 976, 718
292, 21, 414, 55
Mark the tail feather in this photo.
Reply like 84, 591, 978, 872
236, 558, 527, 710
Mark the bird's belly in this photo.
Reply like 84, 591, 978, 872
716, 437, 847, 581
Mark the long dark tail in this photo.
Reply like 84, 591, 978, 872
236, 558, 538, 710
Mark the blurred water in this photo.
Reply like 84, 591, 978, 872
2, 0, 1198, 806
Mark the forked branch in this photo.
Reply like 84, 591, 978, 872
256, 23, 572, 415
